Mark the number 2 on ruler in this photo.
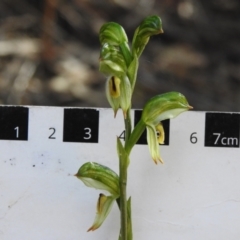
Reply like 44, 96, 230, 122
49, 128, 56, 139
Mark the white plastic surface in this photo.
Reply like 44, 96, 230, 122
0, 107, 240, 240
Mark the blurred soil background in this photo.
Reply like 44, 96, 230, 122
0, 0, 240, 111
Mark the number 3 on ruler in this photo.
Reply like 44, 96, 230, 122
83, 127, 91, 140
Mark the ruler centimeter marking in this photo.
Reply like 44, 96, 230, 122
0, 106, 239, 148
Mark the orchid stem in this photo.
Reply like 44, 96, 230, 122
119, 155, 128, 240
125, 118, 145, 155
119, 108, 132, 240
124, 108, 132, 142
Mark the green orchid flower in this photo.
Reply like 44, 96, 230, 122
142, 92, 192, 125
142, 92, 192, 164
75, 162, 119, 196
75, 162, 120, 231
125, 92, 192, 163
105, 75, 132, 118
99, 42, 132, 118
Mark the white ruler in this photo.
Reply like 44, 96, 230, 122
0, 106, 240, 240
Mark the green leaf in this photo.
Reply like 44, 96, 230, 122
87, 193, 116, 232
132, 15, 163, 58
119, 42, 132, 67
75, 162, 120, 197
117, 137, 129, 168
127, 54, 139, 91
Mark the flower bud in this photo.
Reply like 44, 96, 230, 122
99, 22, 128, 46
132, 15, 163, 57
99, 43, 127, 78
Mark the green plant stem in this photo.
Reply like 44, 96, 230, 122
125, 118, 145, 155
119, 108, 132, 240
124, 107, 132, 142
119, 154, 128, 240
